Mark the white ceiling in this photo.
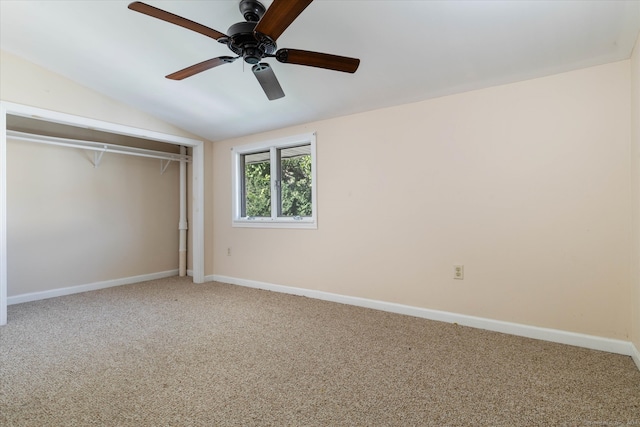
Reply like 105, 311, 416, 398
1, 1, 639, 142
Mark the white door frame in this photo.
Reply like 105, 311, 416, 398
0, 101, 206, 325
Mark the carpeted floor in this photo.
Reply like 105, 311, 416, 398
1, 276, 639, 426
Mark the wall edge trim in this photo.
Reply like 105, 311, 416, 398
7, 270, 179, 305
632, 342, 640, 371
209, 274, 637, 363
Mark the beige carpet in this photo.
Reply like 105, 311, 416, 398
1, 276, 639, 426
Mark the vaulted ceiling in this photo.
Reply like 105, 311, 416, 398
1, 1, 638, 142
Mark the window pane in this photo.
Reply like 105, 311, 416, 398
279, 145, 312, 217
242, 151, 271, 217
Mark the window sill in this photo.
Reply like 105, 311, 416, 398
232, 219, 317, 229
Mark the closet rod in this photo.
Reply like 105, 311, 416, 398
6, 130, 191, 162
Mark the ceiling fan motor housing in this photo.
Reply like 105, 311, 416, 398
222, 0, 276, 65
225, 21, 277, 65
239, 0, 265, 22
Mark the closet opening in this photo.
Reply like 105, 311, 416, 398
0, 101, 205, 325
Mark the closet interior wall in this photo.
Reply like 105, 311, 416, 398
5, 115, 187, 298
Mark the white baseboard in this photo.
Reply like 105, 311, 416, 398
7, 270, 179, 305
632, 343, 640, 371
210, 274, 636, 361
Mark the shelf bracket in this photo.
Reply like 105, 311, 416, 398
92, 146, 107, 168
160, 159, 171, 175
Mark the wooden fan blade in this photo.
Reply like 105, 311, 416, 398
252, 63, 285, 100
276, 49, 360, 73
128, 2, 227, 41
166, 56, 236, 80
254, 0, 313, 42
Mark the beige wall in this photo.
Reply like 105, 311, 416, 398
1, 50, 214, 295
631, 33, 640, 351
213, 60, 633, 340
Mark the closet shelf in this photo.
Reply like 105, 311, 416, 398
7, 130, 191, 170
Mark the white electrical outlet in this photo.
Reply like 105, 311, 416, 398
227, 247, 232, 256
453, 265, 464, 280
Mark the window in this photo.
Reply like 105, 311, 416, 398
232, 133, 316, 228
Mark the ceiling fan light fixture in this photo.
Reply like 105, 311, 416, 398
243, 47, 262, 65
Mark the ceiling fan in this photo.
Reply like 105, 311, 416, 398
128, 0, 360, 100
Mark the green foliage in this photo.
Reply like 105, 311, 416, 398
281, 155, 312, 217
244, 160, 271, 217
244, 155, 312, 217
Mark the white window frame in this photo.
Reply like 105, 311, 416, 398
232, 132, 317, 229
